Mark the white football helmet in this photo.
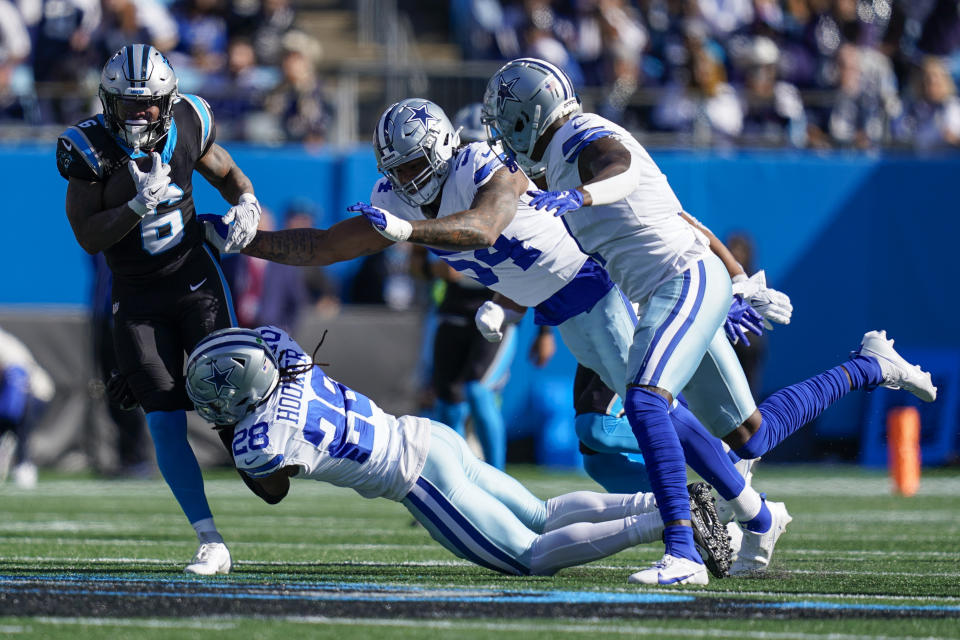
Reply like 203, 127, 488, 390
185, 328, 280, 426
99, 44, 179, 151
373, 98, 460, 207
481, 58, 581, 176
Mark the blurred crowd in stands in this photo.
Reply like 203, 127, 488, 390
0, 0, 333, 143
451, 0, 960, 150
1, 0, 958, 149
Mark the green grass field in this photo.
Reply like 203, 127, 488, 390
1, 464, 959, 639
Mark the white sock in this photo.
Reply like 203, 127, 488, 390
528, 512, 663, 576
725, 486, 763, 522
543, 491, 658, 532
192, 517, 223, 544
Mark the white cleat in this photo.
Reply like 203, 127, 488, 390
730, 500, 792, 575
184, 542, 232, 575
856, 330, 937, 402
628, 554, 709, 586
12, 462, 37, 489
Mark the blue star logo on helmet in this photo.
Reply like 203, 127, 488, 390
202, 361, 238, 397
497, 76, 521, 111
404, 104, 437, 129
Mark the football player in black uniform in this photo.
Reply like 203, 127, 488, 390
57, 44, 262, 575
421, 103, 517, 470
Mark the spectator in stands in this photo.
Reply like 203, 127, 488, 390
654, 30, 743, 146
93, 0, 178, 61
32, 0, 101, 124
206, 37, 279, 140
737, 35, 808, 146
0, 0, 31, 122
569, 0, 647, 123
451, 0, 505, 60
0, 325, 54, 489
696, 0, 753, 43
170, 0, 229, 77
250, 0, 296, 66
263, 44, 331, 145
894, 56, 960, 151
807, 42, 898, 149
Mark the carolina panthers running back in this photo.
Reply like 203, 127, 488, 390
56, 51, 218, 286
58, 43, 263, 576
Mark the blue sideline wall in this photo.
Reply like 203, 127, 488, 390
6, 143, 958, 455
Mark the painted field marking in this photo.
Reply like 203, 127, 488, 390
283, 616, 957, 640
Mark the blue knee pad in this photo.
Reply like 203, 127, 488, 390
582, 448, 651, 493
575, 412, 642, 454
464, 381, 505, 470
146, 411, 212, 524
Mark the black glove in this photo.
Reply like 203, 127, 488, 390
105, 369, 139, 411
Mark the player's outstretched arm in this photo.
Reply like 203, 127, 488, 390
243, 215, 394, 266
246, 466, 299, 503
196, 143, 254, 205
405, 166, 527, 250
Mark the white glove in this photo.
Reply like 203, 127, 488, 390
731, 270, 793, 326
220, 193, 261, 252
475, 301, 524, 342
127, 152, 171, 217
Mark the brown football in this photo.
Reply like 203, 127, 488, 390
102, 156, 152, 210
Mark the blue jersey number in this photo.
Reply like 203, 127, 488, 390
303, 373, 376, 464
232, 422, 270, 456
440, 235, 542, 286
140, 183, 185, 255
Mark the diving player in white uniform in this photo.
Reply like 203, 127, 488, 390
183, 326, 726, 577
464, 57, 938, 585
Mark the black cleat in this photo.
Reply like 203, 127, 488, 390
688, 481, 733, 578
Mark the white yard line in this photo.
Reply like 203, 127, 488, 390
282, 617, 955, 640
31, 617, 236, 630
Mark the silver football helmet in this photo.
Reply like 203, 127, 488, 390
373, 98, 460, 207
452, 102, 487, 144
481, 58, 581, 175
185, 328, 280, 426
99, 44, 179, 151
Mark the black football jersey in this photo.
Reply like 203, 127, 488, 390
437, 279, 495, 318
56, 94, 218, 287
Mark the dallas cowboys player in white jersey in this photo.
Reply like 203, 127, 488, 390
208, 98, 826, 578
458, 57, 938, 585
183, 325, 724, 577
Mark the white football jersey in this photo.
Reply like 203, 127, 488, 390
371, 141, 587, 307
543, 113, 711, 302
231, 326, 432, 502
